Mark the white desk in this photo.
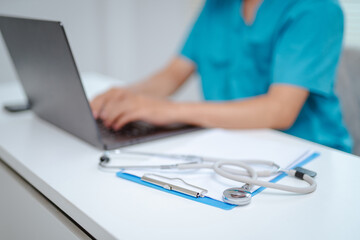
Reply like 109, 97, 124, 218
0, 73, 359, 240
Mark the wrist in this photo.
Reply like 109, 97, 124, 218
164, 101, 181, 123
167, 102, 197, 125
127, 84, 143, 94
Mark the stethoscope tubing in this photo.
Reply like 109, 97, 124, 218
99, 155, 316, 194
178, 160, 316, 194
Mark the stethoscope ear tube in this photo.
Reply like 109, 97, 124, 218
215, 162, 316, 194
288, 169, 317, 193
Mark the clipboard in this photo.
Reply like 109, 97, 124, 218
116, 152, 320, 210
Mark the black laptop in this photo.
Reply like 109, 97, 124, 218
0, 16, 198, 150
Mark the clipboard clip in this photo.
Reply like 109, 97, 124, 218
141, 174, 208, 198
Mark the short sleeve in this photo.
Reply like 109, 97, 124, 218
271, 1, 344, 96
179, 2, 209, 64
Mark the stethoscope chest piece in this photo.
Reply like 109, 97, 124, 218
222, 187, 252, 206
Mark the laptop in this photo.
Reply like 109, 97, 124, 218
0, 16, 198, 150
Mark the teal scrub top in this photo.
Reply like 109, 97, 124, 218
180, 0, 352, 152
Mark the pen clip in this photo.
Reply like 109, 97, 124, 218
141, 174, 208, 198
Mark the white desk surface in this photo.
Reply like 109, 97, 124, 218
1, 73, 359, 240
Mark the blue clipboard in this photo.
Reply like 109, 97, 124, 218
116, 152, 320, 210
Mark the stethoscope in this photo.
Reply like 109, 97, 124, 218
99, 150, 317, 206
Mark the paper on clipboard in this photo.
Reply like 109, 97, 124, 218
122, 129, 315, 202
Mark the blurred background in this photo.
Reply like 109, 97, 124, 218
0, 0, 359, 86
0, 0, 202, 87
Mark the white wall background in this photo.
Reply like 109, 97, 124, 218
0, 0, 203, 86
342, 0, 360, 47
0, 0, 359, 86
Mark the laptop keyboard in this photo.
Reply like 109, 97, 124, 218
96, 119, 157, 138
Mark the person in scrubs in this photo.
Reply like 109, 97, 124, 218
90, 0, 352, 152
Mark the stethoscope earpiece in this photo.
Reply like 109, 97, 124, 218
100, 155, 110, 164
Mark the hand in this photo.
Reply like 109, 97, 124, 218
90, 87, 177, 130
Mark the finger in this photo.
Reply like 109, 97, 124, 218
99, 100, 120, 124
99, 90, 127, 120
103, 101, 127, 127
90, 95, 106, 119
112, 112, 139, 130
90, 87, 126, 118
90, 91, 113, 119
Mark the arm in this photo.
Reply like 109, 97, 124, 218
128, 57, 195, 98
92, 83, 308, 131
172, 84, 308, 129
90, 56, 194, 119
